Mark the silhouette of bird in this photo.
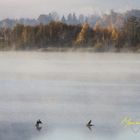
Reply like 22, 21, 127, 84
35, 119, 43, 131
86, 120, 94, 127
86, 120, 94, 130
36, 119, 42, 126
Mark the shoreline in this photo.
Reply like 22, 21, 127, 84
0, 46, 140, 53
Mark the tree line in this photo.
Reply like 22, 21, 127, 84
0, 16, 139, 52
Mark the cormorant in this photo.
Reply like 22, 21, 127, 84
35, 119, 43, 131
86, 120, 94, 127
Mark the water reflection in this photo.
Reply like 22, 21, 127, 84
33, 127, 94, 140
87, 125, 92, 131
36, 126, 42, 132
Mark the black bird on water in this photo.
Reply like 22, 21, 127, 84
87, 120, 93, 127
86, 120, 94, 130
35, 119, 43, 131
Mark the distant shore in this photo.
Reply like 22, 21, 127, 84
0, 46, 140, 53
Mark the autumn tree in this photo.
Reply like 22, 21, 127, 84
75, 23, 90, 46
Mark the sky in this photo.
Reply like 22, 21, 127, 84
0, 0, 139, 19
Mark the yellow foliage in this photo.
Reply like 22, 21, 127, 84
76, 23, 89, 45
111, 28, 119, 40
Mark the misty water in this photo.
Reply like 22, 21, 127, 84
0, 52, 140, 140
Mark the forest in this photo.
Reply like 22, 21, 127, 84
0, 15, 139, 52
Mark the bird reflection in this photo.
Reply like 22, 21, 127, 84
36, 126, 42, 131
87, 125, 92, 131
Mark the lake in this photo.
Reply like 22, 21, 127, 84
0, 52, 140, 140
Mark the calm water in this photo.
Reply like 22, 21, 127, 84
0, 52, 140, 140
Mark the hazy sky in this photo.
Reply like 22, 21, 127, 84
0, 0, 139, 19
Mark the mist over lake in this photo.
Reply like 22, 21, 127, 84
0, 52, 140, 140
